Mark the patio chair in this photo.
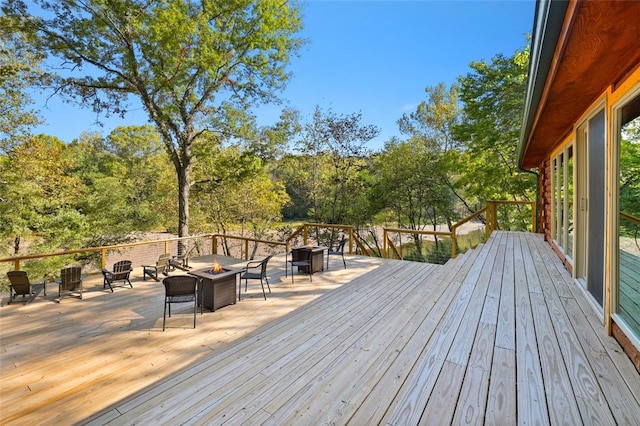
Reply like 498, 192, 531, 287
327, 238, 348, 270
169, 256, 191, 272
142, 253, 171, 281
161, 275, 200, 331
6, 271, 46, 304
240, 255, 273, 300
101, 260, 133, 292
58, 266, 83, 302
288, 248, 313, 283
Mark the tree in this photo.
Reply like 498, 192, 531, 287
0, 13, 45, 152
4, 0, 304, 240
454, 45, 535, 206
67, 126, 175, 239
372, 138, 454, 262
0, 134, 85, 256
397, 83, 476, 216
292, 106, 378, 237
190, 143, 289, 257
620, 120, 640, 223
397, 83, 462, 153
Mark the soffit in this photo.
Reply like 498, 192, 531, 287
521, 1, 640, 169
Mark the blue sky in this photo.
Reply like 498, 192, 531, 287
31, 0, 535, 150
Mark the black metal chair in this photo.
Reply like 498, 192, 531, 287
58, 266, 83, 302
6, 271, 46, 304
161, 275, 200, 331
327, 238, 348, 270
240, 255, 273, 300
142, 253, 171, 281
101, 260, 133, 292
288, 248, 313, 283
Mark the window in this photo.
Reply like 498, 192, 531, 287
551, 146, 573, 261
616, 91, 640, 342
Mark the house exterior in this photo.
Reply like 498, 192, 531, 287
519, 0, 640, 368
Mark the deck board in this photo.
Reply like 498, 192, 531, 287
1, 232, 639, 425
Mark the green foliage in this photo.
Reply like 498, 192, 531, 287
190, 143, 290, 244
0, 13, 46, 152
398, 83, 462, 153
454, 46, 535, 204
286, 106, 379, 225
0, 126, 177, 285
372, 138, 455, 233
0, 135, 85, 255
4, 0, 305, 238
620, 122, 640, 220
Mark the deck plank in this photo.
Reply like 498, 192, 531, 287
515, 233, 550, 425
348, 246, 484, 424
382, 232, 502, 425
528, 237, 640, 425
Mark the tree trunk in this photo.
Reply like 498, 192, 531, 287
177, 162, 190, 241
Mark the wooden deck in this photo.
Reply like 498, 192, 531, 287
1, 232, 639, 425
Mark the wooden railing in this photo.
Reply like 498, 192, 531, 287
212, 234, 287, 260
0, 200, 536, 275
285, 223, 371, 256
382, 200, 536, 261
621, 211, 640, 226
0, 235, 216, 272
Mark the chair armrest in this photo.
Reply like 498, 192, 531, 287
245, 260, 264, 269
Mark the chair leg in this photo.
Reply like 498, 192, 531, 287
193, 299, 197, 329
342, 254, 347, 269
265, 276, 271, 293
163, 300, 167, 331
261, 279, 266, 300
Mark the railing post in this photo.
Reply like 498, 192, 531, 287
212, 235, 218, 255
14, 259, 20, 271
101, 249, 107, 269
382, 229, 387, 258
164, 240, 169, 254
348, 227, 353, 254
451, 228, 457, 259
303, 225, 308, 245
531, 201, 537, 233
486, 201, 493, 239
244, 239, 249, 260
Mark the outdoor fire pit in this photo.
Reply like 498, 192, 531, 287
189, 263, 241, 311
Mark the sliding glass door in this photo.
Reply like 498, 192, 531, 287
616, 91, 640, 341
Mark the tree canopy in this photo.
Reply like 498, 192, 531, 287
3, 0, 304, 240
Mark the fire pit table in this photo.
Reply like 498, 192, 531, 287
189, 265, 241, 311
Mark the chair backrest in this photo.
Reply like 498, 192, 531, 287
60, 266, 82, 291
113, 260, 132, 273
259, 255, 274, 276
337, 238, 348, 252
292, 248, 312, 263
111, 260, 133, 279
163, 275, 197, 297
7, 271, 30, 294
157, 253, 171, 273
